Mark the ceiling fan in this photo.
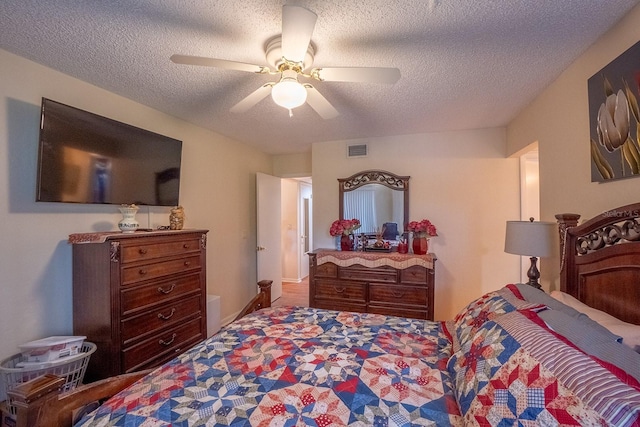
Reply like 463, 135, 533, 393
170, 5, 401, 119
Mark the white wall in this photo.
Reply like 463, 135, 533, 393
312, 129, 520, 320
507, 4, 640, 290
0, 49, 272, 374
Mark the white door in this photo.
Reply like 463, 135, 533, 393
256, 173, 282, 302
299, 182, 312, 279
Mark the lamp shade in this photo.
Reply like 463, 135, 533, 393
271, 70, 307, 110
504, 220, 555, 257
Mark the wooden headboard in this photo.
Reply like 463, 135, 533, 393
556, 202, 640, 325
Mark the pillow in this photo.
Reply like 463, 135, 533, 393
550, 290, 640, 352
448, 309, 640, 425
516, 284, 621, 342
516, 284, 583, 317
537, 308, 640, 383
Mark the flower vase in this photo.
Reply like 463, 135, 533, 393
412, 235, 428, 255
118, 205, 140, 233
340, 234, 354, 251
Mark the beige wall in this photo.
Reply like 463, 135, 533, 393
273, 152, 312, 177
0, 49, 271, 370
312, 129, 521, 320
507, 4, 640, 290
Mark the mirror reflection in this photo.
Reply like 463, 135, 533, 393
339, 170, 409, 240
343, 185, 404, 236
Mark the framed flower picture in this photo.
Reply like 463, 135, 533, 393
588, 40, 640, 183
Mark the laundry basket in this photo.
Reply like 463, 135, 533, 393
0, 341, 96, 415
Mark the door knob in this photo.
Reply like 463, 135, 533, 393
256, 246, 266, 251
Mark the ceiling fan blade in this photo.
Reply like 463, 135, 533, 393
230, 83, 273, 113
314, 67, 401, 84
281, 5, 317, 63
171, 54, 265, 73
304, 84, 339, 119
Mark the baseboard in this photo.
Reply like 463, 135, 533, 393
282, 277, 302, 283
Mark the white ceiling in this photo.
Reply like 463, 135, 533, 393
1, 1, 638, 154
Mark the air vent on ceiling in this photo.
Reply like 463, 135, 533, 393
347, 144, 368, 158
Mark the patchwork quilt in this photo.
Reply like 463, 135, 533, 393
77, 286, 640, 426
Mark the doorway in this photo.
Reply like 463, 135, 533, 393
299, 181, 312, 280
257, 174, 312, 302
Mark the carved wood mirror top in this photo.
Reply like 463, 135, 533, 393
338, 170, 410, 236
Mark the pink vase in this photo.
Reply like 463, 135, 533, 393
412, 236, 428, 255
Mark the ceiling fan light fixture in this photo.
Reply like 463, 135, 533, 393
271, 70, 307, 112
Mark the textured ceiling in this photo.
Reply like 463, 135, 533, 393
1, 1, 638, 154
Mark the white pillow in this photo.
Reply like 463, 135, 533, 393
550, 290, 640, 352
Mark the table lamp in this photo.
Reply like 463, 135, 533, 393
504, 218, 555, 289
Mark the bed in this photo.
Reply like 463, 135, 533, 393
10, 202, 640, 426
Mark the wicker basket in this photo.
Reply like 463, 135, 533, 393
0, 341, 96, 415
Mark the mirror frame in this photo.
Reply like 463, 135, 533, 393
338, 170, 410, 232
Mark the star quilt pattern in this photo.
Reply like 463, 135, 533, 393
77, 307, 460, 426
76, 287, 640, 426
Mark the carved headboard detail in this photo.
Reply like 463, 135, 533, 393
556, 202, 640, 325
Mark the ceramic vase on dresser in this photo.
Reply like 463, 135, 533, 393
118, 205, 140, 233
412, 235, 428, 255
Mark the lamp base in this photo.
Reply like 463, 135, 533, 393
526, 256, 542, 290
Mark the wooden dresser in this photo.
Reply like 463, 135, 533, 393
69, 229, 208, 382
308, 250, 436, 320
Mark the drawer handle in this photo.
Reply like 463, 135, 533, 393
184, 261, 191, 267
138, 248, 148, 255
158, 284, 176, 294
157, 308, 176, 320
334, 286, 346, 293
138, 269, 147, 276
183, 243, 190, 249
159, 333, 177, 346
391, 290, 406, 298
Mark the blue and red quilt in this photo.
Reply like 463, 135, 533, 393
77, 286, 640, 426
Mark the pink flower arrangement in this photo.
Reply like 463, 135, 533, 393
407, 219, 438, 237
329, 218, 361, 236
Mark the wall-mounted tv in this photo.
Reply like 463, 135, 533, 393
36, 98, 182, 206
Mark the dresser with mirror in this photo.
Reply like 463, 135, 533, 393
309, 170, 436, 320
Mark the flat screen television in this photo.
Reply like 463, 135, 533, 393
36, 98, 182, 206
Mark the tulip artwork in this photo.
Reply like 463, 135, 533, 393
588, 40, 640, 182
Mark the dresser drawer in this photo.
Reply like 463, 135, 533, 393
133, 334, 204, 373
120, 238, 201, 263
369, 283, 428, 306
400, 266, 428, 284
368, 304, 430, 320
121, 273, 201, 315
123, 317, 203, 372
313, 299, 366, 314
316, 262, 338, 278
121, 294, 202, 344
339, 266, 397, 283
315, 281, 366, 301
122, 255, 201, 285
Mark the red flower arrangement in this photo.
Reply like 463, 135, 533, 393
329, 218, 361, 236
407, 219, 438, 237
